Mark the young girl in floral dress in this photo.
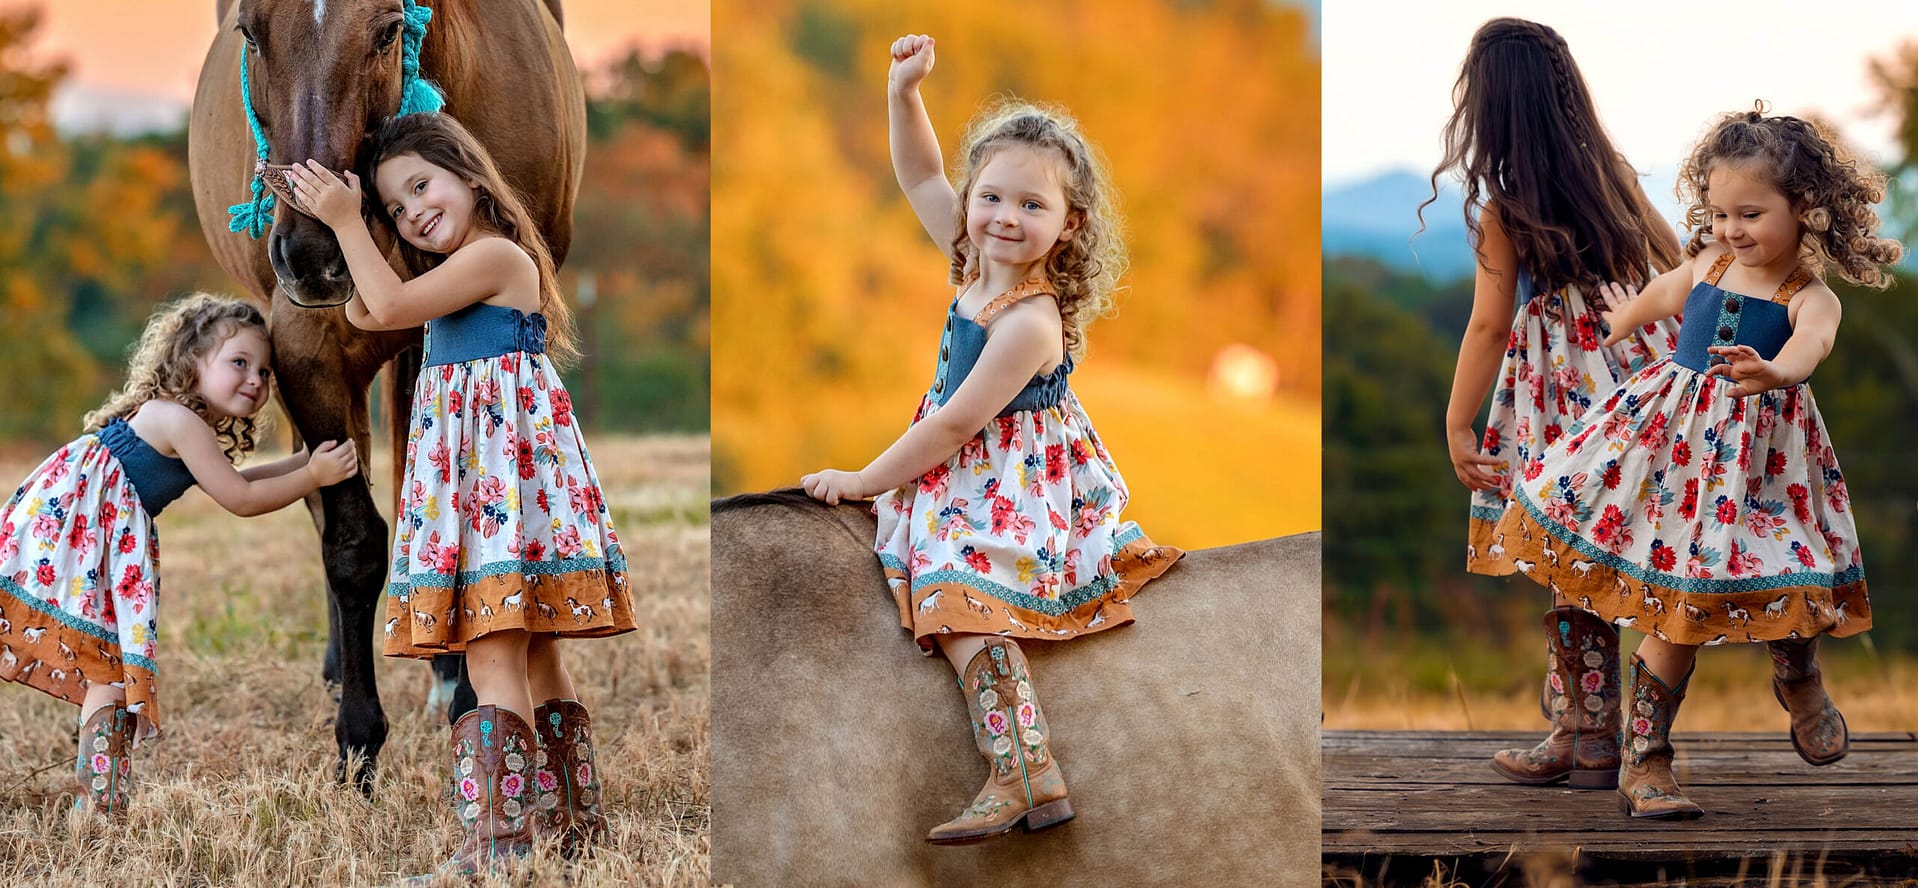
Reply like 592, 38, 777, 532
1427, 17, 1685, 790
0, 293, 359, 816
288, 112, 636, 871
801, 34, 1182, 845
1495, 107, 1902, 818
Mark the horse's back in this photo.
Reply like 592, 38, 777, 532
713, 500, 1320, 886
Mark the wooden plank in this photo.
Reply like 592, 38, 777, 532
1324, 731, 1918, 861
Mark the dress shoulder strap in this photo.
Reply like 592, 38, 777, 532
1771, 267, 1813, 305
1702, 251, 1736, 286
971, 278, 1059, 326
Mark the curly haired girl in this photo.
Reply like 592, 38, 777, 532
1492, 105, 1903, 819
800, 33, 1183, 844
0, 293, 358, 816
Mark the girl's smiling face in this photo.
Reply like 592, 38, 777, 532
194, 326, 272, 419
1707, 160, 1801, 275
375, 152, 481, 254
965, 145, 1080, 270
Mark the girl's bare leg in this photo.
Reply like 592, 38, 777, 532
464, 628, 534, 721
526, 633, 578, 703
1635, 634, 1699, 686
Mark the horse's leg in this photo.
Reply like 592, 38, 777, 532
321, 581, 343, 702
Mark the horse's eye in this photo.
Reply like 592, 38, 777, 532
237, 24, 258, 49
377, 21, 401, 50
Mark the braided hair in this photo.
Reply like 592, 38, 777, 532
1419, 17, 1679, 293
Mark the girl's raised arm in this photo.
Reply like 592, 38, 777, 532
1707, 285, 1841, 396
1598, 256, 1695, 347
141, 400, 359, 517
1444, 204, 1521, 491
889, 35, 957, 250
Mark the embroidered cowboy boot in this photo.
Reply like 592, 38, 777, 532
1618, 654, 1703, 819
925, 638, 1074, 845
1492, 607, 1622, 788
442, 705, 538, 873
532, 698, 608, 857
1768, 637, 1848, 765
73, 704, 136, 818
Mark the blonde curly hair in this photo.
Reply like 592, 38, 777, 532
948, 100, 1126, 360
83, 294, 268, 462
1678, 104, 1904, 289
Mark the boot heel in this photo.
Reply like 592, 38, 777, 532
1022, 797, 1075, 831
1568, 768, 1619, 790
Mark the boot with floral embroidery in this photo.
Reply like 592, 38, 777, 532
72, 704, 136, 818
532, 698, 608, 857
925, 638, 1074, 845
440, 705, 538, 873
1769, 637, 1848, 766
1491, 607, 1621, 788
1618, 654, 1703, 819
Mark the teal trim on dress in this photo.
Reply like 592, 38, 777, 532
1512, 484, 1864, 594
0, 576, 160, 673
387, 551, 628, 598
883, 524, 1147, 617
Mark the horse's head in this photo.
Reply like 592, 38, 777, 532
235, 0, 415, 307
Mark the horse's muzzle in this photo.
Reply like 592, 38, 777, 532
270, 229, 356, 309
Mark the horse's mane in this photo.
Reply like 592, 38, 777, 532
711, 487, 873, 515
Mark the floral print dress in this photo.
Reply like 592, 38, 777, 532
1494, 253, 1867, 645
0, 417, 194, 744
383, 303, 636, 657
874, 279, 1182, 654
1468, 269, 1681, 574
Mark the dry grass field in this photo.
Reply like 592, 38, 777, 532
0, 434, 710, 887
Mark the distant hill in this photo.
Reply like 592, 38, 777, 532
1323, 166, 1684, 282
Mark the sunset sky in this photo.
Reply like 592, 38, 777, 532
31, 0, 709, 131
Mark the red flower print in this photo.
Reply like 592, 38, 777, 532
1044, 444, 1067, 484
447, 389, 464, 417
1483, 427, 1501, 453
1601, 463, 1621, 491
551, 389, 573, 427
117, 529, 137, 554
1070, 439, 1092, 466
36, 561, 56, 587
1794, 544, 1816, 568
995, 417, 1023, 453
1713, 496, 1738, 525
67, 515, 93, 552
517, 386, 538, 413
517, 440, 537, 480
1543, 424, 1562, 446
1786, 483, 1811, 522
963, 547, 992, 573
523, 539, 546, 562
1672, 440, 1691, 467
100, 501, 116, 524
1574, 314, 1599, 351
1650, 541, 1676, 571
1766, 451, 1787, 477
536, 488, 551, 513
1679, 479, 1699, 521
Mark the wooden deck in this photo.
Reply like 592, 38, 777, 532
1324, 730, 1918, 882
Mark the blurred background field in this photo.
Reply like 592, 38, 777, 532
1323, 5, 1918, 731
710, 0, 1323, 549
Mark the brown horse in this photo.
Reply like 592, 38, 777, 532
710, 491, 1322, 885
187, 0, 585, 785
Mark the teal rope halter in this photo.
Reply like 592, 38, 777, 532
227, 0, 447, 238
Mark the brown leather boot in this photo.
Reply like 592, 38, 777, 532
73, 704, 136, 818
1618, 654, 1703, 819
925, 638, 1074, 845
532, 698, 608, 857
1492, 607, 1621, 788
445, 705, 538, 871
1768, 637, 1848, 766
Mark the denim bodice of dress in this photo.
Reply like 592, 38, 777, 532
929, 300, 1072, 418
423, 303, 548, 367
97, 418, 194, 516
1671, 281, 1794, 376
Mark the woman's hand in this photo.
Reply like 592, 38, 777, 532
1446, 427, 1503, 491
304, 439, 361, 487
801, 469, 872, 506
1705, 345, 1785, 397
284, 160, 365, 230
888, 34, 935, 95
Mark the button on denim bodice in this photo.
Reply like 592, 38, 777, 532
1672, 282, 1793, 376
423, 303, 547, 367
930, 301, 1072, 417
98, 418, 194, 516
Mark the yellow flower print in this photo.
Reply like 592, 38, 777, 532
925, 510, 938, 536
425, 496, 442, 521
129, 623, 147, 646
1016, 557, 1038, 584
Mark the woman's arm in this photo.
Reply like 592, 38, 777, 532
888, 35, 957, 251
143, 401, 359, 516
1444, 206, 1520, 491
802, 302, 1059, 504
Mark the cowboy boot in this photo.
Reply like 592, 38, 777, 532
532, 698, 608, 857
443, 705, 538, 873
925, 638, 1074, 845
1492, 607, 1622, 788
73, 704, 136, 818
1768, 637, 1848, 766
1618, 654, 1703, 819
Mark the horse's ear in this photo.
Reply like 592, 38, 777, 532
216, 0, 236, 26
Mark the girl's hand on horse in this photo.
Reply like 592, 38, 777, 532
1705, 345, 1784, 397
286, 160, 364, 230
888, 34, 935, 94
800, 469, 872, 506
305, 439, 361, 487
1446, 426, 1502, 491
